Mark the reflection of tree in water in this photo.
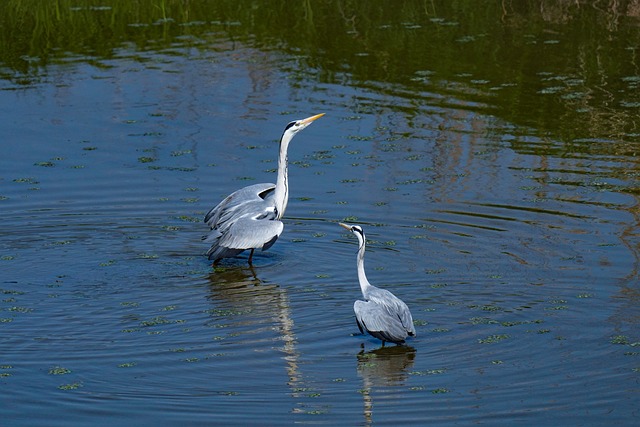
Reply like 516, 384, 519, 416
357, 345, 416, 425
205, 267, 306, 408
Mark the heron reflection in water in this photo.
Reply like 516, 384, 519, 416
339, 223, 416, 346
357, 345, 417, 425
205, 267, 309, 412
203, 114, 325, 265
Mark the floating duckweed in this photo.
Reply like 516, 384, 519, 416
13, 177, 39, 184
478, 334, 509, 344
409, 368, 446, 376
34, 161, 55, 167
49, 366, 71, 375
138, 157, 155, 163
171, 150, 192, 156
9, 306, 32, 313
118, 362, 137, 368
347, 135, 374, 141
611, 335, 629, 345
138, 253, 158, 259
58, 382, 82, 390
431, 388, 450, 394
175, 215, 200, 223
206, 353, 227, 358
140, 316, 172, 327
120, 301, 139, 307
206, 308, 249, 316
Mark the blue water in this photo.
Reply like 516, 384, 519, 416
1, 36, 639, 426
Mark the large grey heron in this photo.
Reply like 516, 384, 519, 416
203, 113, 324, 265
339, 222, 416, 345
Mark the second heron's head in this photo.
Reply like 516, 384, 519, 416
339, 222, 366, 249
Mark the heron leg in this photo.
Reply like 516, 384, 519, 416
248, 248, 255, 265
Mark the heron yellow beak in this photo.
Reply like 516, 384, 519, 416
301, 113, 325, 124
338, 222, 351, 230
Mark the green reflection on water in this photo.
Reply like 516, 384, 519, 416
1, 0, 639, 145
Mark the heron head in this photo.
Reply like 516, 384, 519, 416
339, 222, 366, 248
283, 113, 325, 137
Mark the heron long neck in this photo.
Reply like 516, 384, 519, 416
273, 135, 291, 219
356, 238, 371, 297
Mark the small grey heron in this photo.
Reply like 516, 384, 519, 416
203, 113, 324, 265
339, 222, 416, 345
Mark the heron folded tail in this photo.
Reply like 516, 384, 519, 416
207, 245, 245, 261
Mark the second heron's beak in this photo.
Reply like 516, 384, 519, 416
301, 113, 325, 124
339, 222, 351, 230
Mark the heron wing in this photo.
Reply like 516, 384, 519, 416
204, 183, 276, 229
354, 299, 409, 344
217, 215, 284, 251
367, 287, 416, 337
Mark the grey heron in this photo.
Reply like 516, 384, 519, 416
339, 222, 416, 345
203, 113, 324, 265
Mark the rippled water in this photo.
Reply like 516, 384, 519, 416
2, 6, 640, 425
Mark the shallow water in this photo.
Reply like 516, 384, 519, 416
2, 1, 640, 425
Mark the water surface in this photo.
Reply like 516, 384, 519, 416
1, 1, 639, 425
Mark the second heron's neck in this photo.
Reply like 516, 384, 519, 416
356, 245, 371, 296
273, 139, 289, 219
